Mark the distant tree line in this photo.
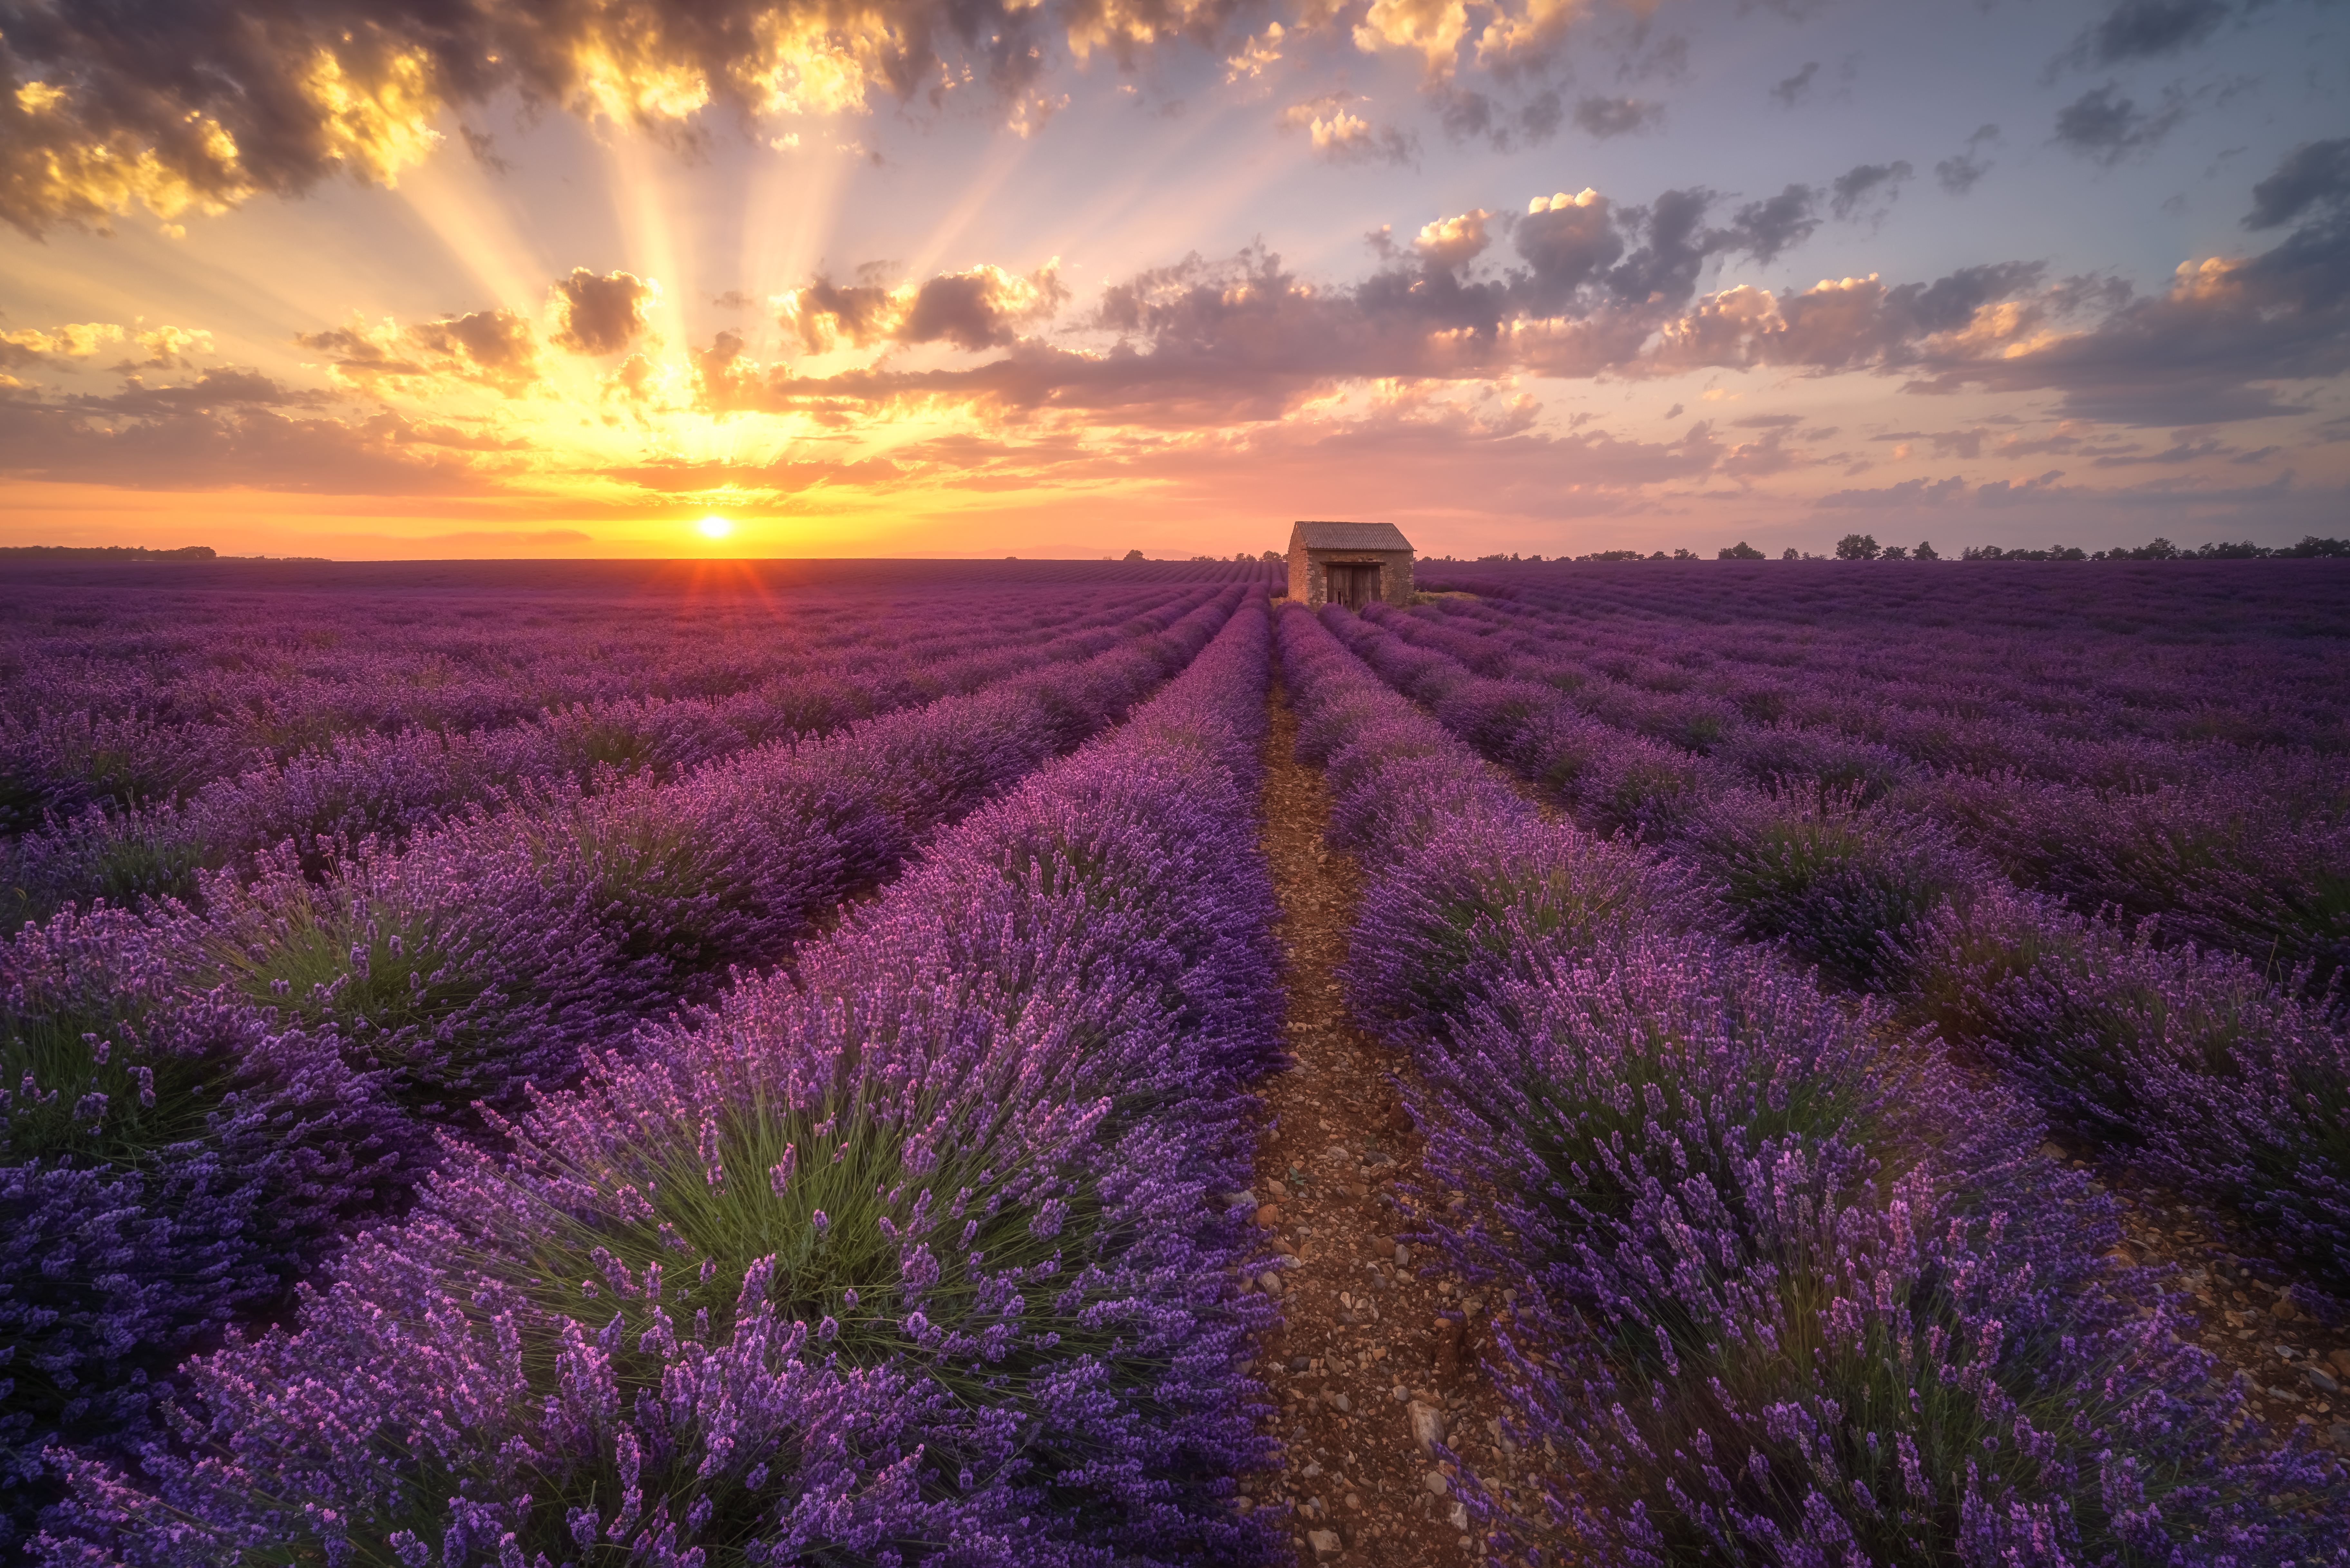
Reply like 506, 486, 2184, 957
0, 544, 216, 560
1433, 535, 2350, 565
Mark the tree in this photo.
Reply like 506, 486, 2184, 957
1915, 540, 1939, 560
1881, 545, 1909, 560
1719, 541, 1765, 560
1782, 547, 1800, 560
1122, 549, 1146, 562
1834, 533, 1881, 561
1260, 549, 1282, 564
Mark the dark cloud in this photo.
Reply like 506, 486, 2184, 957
1574, 96, 1663, 139
668, 162, 2344, 454
1513, 196, 1628, 310
1430, 85, 1566, 153
1722, 185, 1819, 264
551, 269, 656, 356
1770, 62, 1820, 108
2053, 83, 2189, 164
297, 309, 542, 395
0, 0, 1247, 233
2059, 0, 2234, 70
1936, 124, 2000, 195
787, 265, 1066, 355
458, 127, 511, 176
85, 367, 323, 414
1902, 214, 2350, 424
2245, 138, 2350, 230
1829, 161, 1914, 221
712, 290, 759, 311
1607, 188, 1718, 305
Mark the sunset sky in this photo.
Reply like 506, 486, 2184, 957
2, 0, 2344, 560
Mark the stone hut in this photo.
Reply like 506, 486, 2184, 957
1286, 521, 1415, 610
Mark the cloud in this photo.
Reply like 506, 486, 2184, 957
1817, 474, 1969, 508
711, 290, 760, 312
1829, 161, 1914, 222
780, 263, 1068, 354
2057, 0, 2234, 70
298, 309, 544, 397
1573, 96, 1662, 139
1936, 124, 2000, 195
0, 321, 126, 368
0, 0, 1257, 233
128, 326, 217, 369
2053, 83, 2188, 164
1225, 22, 1285, 81
0, 386, 495, 493
550, 268, 658, 356
1351, 0, 1473, 74
1428, 84, 1563, 152
1722, 185, 1819, 265
1282, 95, 1419, 165
1972, 469, 2071, 507
1897, 212, 2350, 424
1413, 209, 1495, 269
84, 367, 327, 415
2245, 138, 2350, 230
711, 179, 2063, 433
1770, 61, 1820, 108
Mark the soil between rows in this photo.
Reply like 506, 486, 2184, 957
1243, 679, 1510, 1567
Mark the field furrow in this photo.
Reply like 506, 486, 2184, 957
1275, 600, 2348, 1565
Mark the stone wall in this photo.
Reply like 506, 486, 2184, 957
1288, 547, 1415, 608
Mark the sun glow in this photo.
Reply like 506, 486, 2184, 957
697, 515, 733, 540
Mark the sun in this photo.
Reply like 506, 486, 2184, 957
697, 515, 732, 540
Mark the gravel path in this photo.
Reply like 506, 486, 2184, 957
1238, 680, 1511, 1566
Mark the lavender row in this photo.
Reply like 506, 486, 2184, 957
39, 600, 1287, 1567
2, 585, 1225, 923
0, 589, 1245, 1542
1319, 603, 2350, 1301
1397, 587, 2344, 795
0, 582, 1105, 818
2, 559, 1278, 746
1274, 603, 2346, 1565
0, 579, 1205, 850
1357, 598, 2350, 993
1419, 559, 2350, 753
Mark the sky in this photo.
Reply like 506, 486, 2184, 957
1, 0, 2345, 561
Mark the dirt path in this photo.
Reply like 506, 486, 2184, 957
1237, 680, 1511, 1566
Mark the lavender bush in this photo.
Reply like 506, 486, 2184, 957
132, 592, 1240, 1119
1275, 602, 2348, 1565
2, 906, 417, 1544
41, 606, 1286, 1567
1904, 886, 2350, 1292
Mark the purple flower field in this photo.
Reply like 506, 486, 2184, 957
6, 556, 2349, 1565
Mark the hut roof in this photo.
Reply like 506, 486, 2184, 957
1289, 520, 1414, 552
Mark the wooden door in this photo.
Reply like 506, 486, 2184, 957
1329, 563, 1378, 609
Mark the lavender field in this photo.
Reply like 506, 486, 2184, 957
5, 557, 2349, 1566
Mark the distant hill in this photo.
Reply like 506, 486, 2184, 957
0, 545, 216, 560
